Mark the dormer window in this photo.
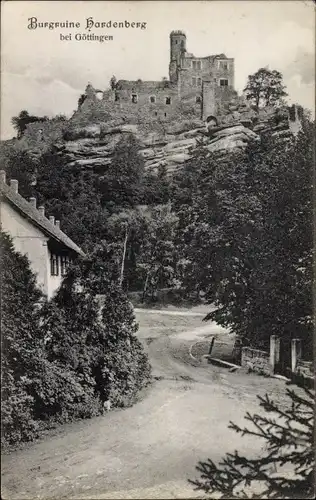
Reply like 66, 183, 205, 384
150, 95, 156, 103
165, 97, 171, 105
131, 94, 138, 103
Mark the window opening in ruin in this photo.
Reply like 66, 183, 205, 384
131, 94, 138, 103
164, 113, 167, 117
219, 79, 229, 87
192, 60, 202, 70
165, 97, 171, 105
150, 96, 156, 103
155, 111, 158, 116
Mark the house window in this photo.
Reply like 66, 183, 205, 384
150, 95, 156, 103
165, 97, 171, 105
164, 112, 167, 117
115, 92, 119, 102
219, 79, 229, 87
131, 94, 138, 103
192, 77, 196, 87
197, 77, 202, 86
192, 60, 202, 70
155, 111, 158, 116
61, 255, 70, 276
196, 96, 201, 104
50, 254, 59, 276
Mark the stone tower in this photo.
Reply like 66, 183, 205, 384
169, 30, 186, 83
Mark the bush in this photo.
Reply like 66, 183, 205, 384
1, 231, 45, 446
44, 244, 152, 411
1, 232, 151, 448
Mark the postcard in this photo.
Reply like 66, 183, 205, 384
1, 1, 315, 499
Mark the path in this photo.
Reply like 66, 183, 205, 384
1, 310, 287, 499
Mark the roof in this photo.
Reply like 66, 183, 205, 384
0, 181, 85, 257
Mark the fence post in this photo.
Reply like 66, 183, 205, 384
291, 338, 302, 373
270, 335, 280, 374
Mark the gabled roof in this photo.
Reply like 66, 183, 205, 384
0, 181, 85, 257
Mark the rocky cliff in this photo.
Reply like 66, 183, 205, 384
10, 103, 303, 177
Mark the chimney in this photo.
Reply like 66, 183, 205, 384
49, 216, 55, 225
0, 170, 6, 184
38, 206, 45, 217
10, 179, 18, 193
29, 197, 36, 208
55, 220, 60, 230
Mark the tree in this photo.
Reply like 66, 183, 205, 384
190, 380, 314, 498
34, 146, 108, 251
172, 116, 313, 354
0, 231, 45, 444
11, 110, 49, 138
45, 244, 151, 407
1, 147, 38, 199
243, 68, 288, 110
97, 134, 145, 211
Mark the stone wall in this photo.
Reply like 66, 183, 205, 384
241, 347, 271, 376
296, 360, 313, 379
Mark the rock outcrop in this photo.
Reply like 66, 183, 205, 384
14, 104, 302, 177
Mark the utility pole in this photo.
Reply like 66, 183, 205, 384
119, 223, 128, 288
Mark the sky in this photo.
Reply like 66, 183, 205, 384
1, 0, 315, 139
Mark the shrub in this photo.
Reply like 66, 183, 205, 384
0, 231, 45, 445
1, 231, 151, 447
45, 244, 152, 411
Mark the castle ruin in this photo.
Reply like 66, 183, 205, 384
77, 30, 238, 124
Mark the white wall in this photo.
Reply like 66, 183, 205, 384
0, 199, 63, 299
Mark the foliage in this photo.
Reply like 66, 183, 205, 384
106, 205, 178, 296
243, 68, 288, 110
97, 134, 145, 211
190, 380, 314, 498
1, 231, 45, 445
11, 110, 49, 138
1, 231, 151, 447
34, 146, 108, 251
46, 244, 151, 407
172, 118, 313, 353
1, 147, 38, 199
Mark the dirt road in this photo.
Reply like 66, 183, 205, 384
2, 310, 287, 499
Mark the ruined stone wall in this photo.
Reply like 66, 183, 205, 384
73, 78, 203, 126
241, 347, 271, 376
21, 119, 65, 150
296, 360, 313, 379
178, 55, 234, 92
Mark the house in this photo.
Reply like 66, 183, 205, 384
0, 170, 85, 299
